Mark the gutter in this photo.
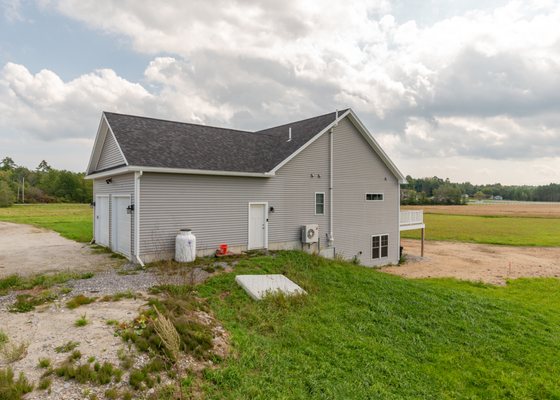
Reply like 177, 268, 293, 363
134, 171, 144, 266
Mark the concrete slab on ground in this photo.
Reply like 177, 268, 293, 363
235, 274, 306, 300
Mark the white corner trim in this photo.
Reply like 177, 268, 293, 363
134, 171, 144, 266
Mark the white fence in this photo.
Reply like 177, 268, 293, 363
400, 210, 424, 227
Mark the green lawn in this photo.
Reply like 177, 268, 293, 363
401, 214, 560, 246
197, 252, 560, 399
0, 204, 92, 242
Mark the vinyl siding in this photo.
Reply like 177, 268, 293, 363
332, 118, 399, 266
96, 129, 125, 171
136, 115, 400, 265
139, 133, 330, 257
93, 173, 135, 257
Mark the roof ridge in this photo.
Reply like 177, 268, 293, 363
104, 108, 349, 136
255, 108, 349, 134
103, 111, 253, 135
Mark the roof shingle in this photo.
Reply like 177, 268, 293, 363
102, 110, 346, 174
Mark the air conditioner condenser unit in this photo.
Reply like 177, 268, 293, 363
301, 224, 319, 244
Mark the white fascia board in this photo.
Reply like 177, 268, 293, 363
268, 109, 351, 174
346, 110, 407, 184
84, 166, 130, 180
85, 165, 273, 180
85, 114, 108, 174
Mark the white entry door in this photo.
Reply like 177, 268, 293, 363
112, 196, 131, 257
248, 202, 268, 250
95, 196, 109, 247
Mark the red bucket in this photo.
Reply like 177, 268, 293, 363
219, 244, 228, 255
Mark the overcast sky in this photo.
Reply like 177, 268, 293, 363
1, 0, 559, 185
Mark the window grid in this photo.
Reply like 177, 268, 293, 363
372, 234, 389, 259
315, 192, 325, 215
366, 193, 384, 201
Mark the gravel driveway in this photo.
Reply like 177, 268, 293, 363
0, 221, 118, 278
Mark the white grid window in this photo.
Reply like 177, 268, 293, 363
372, 234, 389, 259
366, 193, 384, 201
315, 193, 325, 215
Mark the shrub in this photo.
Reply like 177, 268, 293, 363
38, 358, 51, 369
55, 341, 79, 353
75, 314, 88, 327
0, 368, 33, 399
67, 295, 96, 309
1, 342, 28, 363
37, 376, 52, 390
0, 330, 7, 348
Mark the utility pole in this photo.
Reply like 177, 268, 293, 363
22, 177, 25, 204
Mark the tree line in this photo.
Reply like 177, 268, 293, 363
0, 157, 92, 207
402, 176, 560, 205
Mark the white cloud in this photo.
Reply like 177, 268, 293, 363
0, 62, 153, 140
1, 0, 23, 22
2, 0, 560, 181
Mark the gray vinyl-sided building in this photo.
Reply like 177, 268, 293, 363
85, 109, 408, 267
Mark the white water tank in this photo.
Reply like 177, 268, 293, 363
175, 229, 196, 262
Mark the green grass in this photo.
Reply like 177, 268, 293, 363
195, 251, 560, 399
0, 272, 93, 296
401, 214, 560, 246
0, 203, 92, 242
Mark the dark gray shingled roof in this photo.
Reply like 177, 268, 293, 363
102, 110, 347, 174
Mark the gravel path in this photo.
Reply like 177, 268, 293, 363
0, 260, 239, 310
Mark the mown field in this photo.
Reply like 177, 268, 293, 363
402, 203, 560, 246
2, 202, 559, 246
0, 203, 92, 242
197, 252, 560, 399
404, 202, 560, 218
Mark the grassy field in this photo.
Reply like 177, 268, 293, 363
196, 252, 560, 399
404, 203, 560, 218
401, 213, 560, 246
0, 204, 92, 242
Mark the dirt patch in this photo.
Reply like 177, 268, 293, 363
403, 203, 560, 218
0, 222, 118, 278
0, 299, 146, 388
382, 239, 560, 285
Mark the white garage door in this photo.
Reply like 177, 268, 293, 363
95, 196, 109, 247
112, 195, 131, 257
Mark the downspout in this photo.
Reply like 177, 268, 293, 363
134, 171, 144, 266
328, 112, 338, 247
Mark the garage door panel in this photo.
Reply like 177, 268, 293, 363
112, 196, 131, 257
95, 196, 109, 247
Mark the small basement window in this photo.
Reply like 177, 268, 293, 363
372, 234, 389, 259
366, 193, 384, 201
315, 192, 325, 215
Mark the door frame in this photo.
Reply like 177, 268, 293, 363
248, 202, 268, 250
111, 194, 131, 257
95, 195, 109, 247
